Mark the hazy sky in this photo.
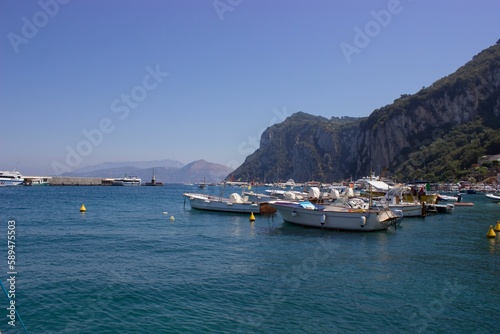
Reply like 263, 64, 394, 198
1, 0, 500, 175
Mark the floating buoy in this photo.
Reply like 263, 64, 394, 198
80, 204, 86, 213
169, 216, 175, 221
249, 212, 255, 221
486, 225, 496, 238
494, 220, 500, 232
162, 211, 168, 215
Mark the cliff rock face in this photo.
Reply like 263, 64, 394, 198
228, 41, 500, 182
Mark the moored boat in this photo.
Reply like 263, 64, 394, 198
112, 176, 141, 186
437, 194, 459, 202
485, 193, 500, 202
425, 203, 454, 214
25, 177, 51, 186
375, 187, 425, 217
183, 192, 276, 214
385, 203, 425, 217
403, 193, 438, 204
143, 169, 163, 186
270, 200, 400, 231
0, 170, 24, 186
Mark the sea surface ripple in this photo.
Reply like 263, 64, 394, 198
0, 185, 499, 333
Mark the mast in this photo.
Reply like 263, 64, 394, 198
369, 168, 373, 208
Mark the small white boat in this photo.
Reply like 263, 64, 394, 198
270, 200, 400, 231
0, 170, 24, 186
112, 176, 141, 186
384, 203, 424, 217
426, 203, 454, 214
437, 194, 459, 202
375, 187, 424, 217
485, 193, 500, 202
264, 189, 308, 199
26, 177, 50, 186
243, 191, 275, 202
183, 192, 276, 214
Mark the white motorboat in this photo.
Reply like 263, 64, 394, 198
485, 193, 500, 202
264, 189, 308, 200
269, 200, 400, 231
243, 191, 276, 202
425, 203, 454, 214
0, 170, 24, 186
437, 194, 459, 202
112, 176, 141, 186
183, 192, 276, 214
384, 202, 424, 217
25, 177, 50, 186
375, 187, 425, 217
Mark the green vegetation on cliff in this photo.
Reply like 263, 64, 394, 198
397, 120, 500, 182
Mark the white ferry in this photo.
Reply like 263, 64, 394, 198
112, 176, 141, 186
0, 170, 25, 186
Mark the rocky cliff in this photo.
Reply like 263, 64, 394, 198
228, 40, 500, 182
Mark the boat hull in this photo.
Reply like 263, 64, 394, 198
270, 201, 398, 231
0, 179, 24, 186
184, 193, 275, 214
0, 170, 25, 186
485, 193, 500, 202
112, 178, 141, 186
438, 195, 458, 202
388, 204, 424, 217
403, 194, 438, 204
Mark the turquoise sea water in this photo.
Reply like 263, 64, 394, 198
0, 184, 499, 333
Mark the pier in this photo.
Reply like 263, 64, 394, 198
24, 176, 114, 186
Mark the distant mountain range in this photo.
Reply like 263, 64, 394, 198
69, 159, 185, 173
62, 159, 233, 183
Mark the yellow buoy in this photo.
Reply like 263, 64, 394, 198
486, 225, 496, 238
80, 204, 86, 213
249, 212, 256, 221
494, 220, 500, 232
169, 216, 175, 221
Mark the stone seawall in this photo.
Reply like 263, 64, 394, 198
49, 177, 108, 186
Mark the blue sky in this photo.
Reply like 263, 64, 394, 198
1, 0, 500, 175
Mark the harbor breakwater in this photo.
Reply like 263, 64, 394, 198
44, 177, 110, 186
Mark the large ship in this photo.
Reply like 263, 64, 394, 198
0, 170, 25, 186
112, 176, 141, 186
